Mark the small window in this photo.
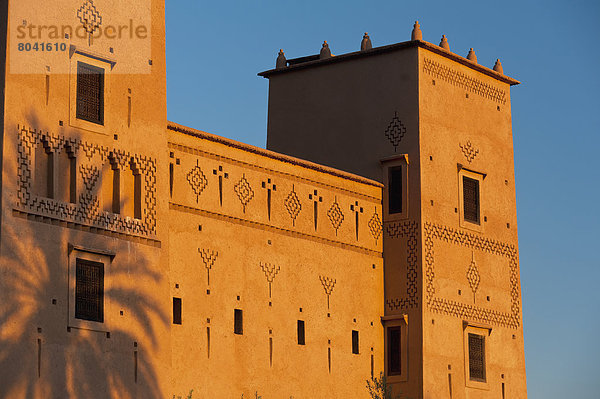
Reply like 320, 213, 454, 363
388, 166, 403, 214
173, 297, 182, 325
352, 330, 359, 354
463, 176, 480, 224
133, 172, 142, 219
75, 258, 104, 323
234, 309, 243, 335
76, 62, 104, 125
112, 167, 121, 214
388, 326, 402, 375
468, 333, 486, 382
297, 320, 305, 345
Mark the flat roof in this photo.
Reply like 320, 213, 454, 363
259, 39, 520, 86
167, 122, 383, 188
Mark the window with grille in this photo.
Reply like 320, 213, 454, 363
468, 333, 486, 382
352, 330, 359, 354
76, 62, 104, 125
173, 297, 182, 325
463, 176, 480, 223
75, 258, 104, 323
234, 309, 243, 335
297, 320, 305, 345
388, 166, 403, 214
388, 326, 402, 375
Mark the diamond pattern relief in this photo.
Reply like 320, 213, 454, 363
327, 198, 344, 235
187, 160, 208, 203
466, 254, 480, 295
77, 0, 103, 35
368, 209, 383, 243
460, 141, 479, 163
385, 112, 406, 152
234, 174, 254, 212
284, 185, 302, 226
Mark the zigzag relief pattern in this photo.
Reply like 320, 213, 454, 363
424, 222, 521, 329
16, 125, 157, 236
423, 58, 507, 105
385, 220, 419, 310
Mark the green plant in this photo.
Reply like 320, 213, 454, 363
366, 372, 401, 399
172, 389, 193, 399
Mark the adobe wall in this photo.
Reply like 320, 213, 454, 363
417, 46, 527, 398
0, 0, 171, 397
167, 123, 385, 398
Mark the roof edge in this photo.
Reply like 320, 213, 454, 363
259, 40, 520, 86
167, 122, 384, 189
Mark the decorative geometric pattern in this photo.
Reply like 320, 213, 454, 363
77, 0, 103, 35
327, 197, 344, 235
460, 141, 479, 163
424, 222, 521, 329
368, 208, 383, 244
16, 125, 157, 237
260, 262, 281, 298
186, 160, 208, 203
199, 248, 218, 286
385, 221, 419, 310
284, 185, 302, 226
384, 112, 406, 152
319, 275, 336, 309
79, 164, 100, 191
234, 174, 254, 213
466, 253, 481, 297
423, 58, 507, 105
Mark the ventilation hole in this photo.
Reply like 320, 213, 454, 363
431, 200, 434, 206
267, 240, 272, 245
432, 79, 436, 85
198, 225, 202, 231
134, 342, 138, 347
466, 93, 469, 98
52, 299, 57, 305
430, 155, 433, 161
148, 59, 153, 65
169, 152, 174, 158
67, 327, 71, 332
484, 216, 487, 222
497, 106, 501, 111
106, 332, 111, 339
175, 283, 179, 288
120, 310, 124, 315
327, 313, 331, 318
507, 223, 510, 228
109, 47, 114, 53
299, 307, 303, 312
269, 301, 272, 307
487, 296, 490, 301
113, 134, 118, 140
455, 207, 458, 213
432, 319, 435, 324
372, 264, 375, 269
237, 295, 240, 301
37, 327, 42, 333
353, 318, 357, 323
458, 290, 462, 295
448, 364, 452, 370
206, 289, 210, 295
59, 120, 63, 126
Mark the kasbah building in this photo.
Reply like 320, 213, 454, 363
0, 0, 528, 398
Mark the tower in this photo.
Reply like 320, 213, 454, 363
260, 23, 527, 398
0, 1, 170, 397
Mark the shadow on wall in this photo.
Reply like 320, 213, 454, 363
0, 111, 167, 398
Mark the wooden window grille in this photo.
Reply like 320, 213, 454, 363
297, 320, 305, 345
75, 259, 104, 323
76, 62, 104, 125
468, 333, 486, 382
388, 326, 402, 375
234, 309, 243, 335
352, 330, 359, 354
463, 176, 480, 223
388, 166, 403, 214
172, 297, 182, 325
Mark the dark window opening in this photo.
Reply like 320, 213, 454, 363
133, 172, 142, 219
69, 154, 77, 203
463, 176, 480, 223
388, 326, 402, 375
76, 62, 105, 125
468, 333, 486, 382
388, 166, 403, 214
297, 320, 305, 345
75, 258, 104, 323
112, 167, 121, 214
352, 330, 359, 354
172, 297, 182, 325
234, 309, 243, 335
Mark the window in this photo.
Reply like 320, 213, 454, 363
381, 154, 409, 220
468, 333, 486, 382
75, 258, 104, 323
388, 166, 403, 214
133, 172, 142, 219
234, 309, 243, 335
35, 142, 54, 199
57, 148, 77, 203
173, 297, 182, 325
352, 330, 359, 354
297, 320, 305, 345
388, 326, 402, 375
76, 62, 104, 125
463, 176, 480, 224
459, 168, 484, 231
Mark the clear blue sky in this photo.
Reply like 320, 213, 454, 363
165, 1, 600, 397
